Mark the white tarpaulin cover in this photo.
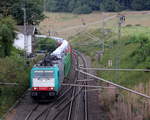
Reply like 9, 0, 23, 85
35, 35, 69, 58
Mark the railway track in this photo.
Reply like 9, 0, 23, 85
5, 50, 89, 120
73, 50, 88, 120
37, 50, 89, 120
29, 50, 88, 120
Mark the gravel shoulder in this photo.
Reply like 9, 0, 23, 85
85, 56, 108, 120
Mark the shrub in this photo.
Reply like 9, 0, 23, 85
36, 37, 57, 53
73, 5, 92, 14
0, 55, 31, 117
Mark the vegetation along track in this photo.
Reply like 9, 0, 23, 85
36, 50, 89, 120
25, 50, 89, 120
73, 50, 88, 120
4, 50, 89, 120
62, 50, 89, 120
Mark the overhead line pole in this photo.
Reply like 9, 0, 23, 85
102, 12, 105, 53
114, 13, 125, 81
23, 0, 28, 60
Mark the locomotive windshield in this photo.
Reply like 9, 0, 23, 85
34, 70, 54, 79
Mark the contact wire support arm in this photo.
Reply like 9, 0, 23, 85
76, 69, 150, 99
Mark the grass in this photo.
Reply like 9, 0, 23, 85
38, 11, 150, 119
0, 55, 29, 117
0, 48, 42, 118
39, 11, 150, 40
39, 12, 115, 39
72, 26, 150, 86
71, 25, 150, 120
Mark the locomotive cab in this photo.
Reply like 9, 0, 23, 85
30, 66, 60, 101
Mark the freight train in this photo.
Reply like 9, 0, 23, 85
30, 36, 72, 101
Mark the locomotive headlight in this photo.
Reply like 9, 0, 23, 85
42, 79, 46, 82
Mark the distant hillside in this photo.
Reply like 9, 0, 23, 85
45, 0, 150, 13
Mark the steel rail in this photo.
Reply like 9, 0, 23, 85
79, 67, 150, 72
67, 84, 76, 120
35, 52, 78, 120
25, 104, 39, 120
76, 69, 150, 99
51, 87, 84, 120
43, 97, 69, 120
77, 79, 94, 82
45, 51, 79, 120
73, 51, 83, 120
34, 86, 73, 120
67, 51, 79, 120
74, 50, 88, 120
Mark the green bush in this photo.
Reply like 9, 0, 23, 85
36, 38, 57, 53
73, 5, 92, 14
0, 55, 31, 117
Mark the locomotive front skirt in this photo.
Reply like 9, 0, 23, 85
30, 36, 72, 100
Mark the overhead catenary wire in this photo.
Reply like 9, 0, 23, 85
62, 83, 116, 89
79, 67, 150, 72
76, 69, 150, 99
76, 79, 94, 82
0, 82, 18, 85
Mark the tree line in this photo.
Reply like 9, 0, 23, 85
45, 0, 150, 13
0, 0, 44, 25
0, 0, 45, 57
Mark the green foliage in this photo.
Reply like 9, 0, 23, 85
44, 0, 150, 13
131, 35, 150, 66
2, 0, 150, 15
71, 26, 150, 89
45, 0, 98, 14
100, 0, 122, 12
0, 55, 31, 117
131, 0, 145, 10
0, 17, 16, 57
0, 0, 19, 16
36, 38, 57, 53
0, 0, 45, 25
73, 4, 92, 14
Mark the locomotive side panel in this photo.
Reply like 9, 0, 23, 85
30, 36, 72, 101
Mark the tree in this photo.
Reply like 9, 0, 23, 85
73, 5, 92, 14
89, 0, 101, 10
68, 0, 76, 12
131, 0, 145, 10
12, 0, 45, 25
37, 38, 57, 53
0, 17, 16, 57
0, 0, 19, 16
36, 0, 150, 14
46, 0, 60, 12
0, 0, 45, 25
100, 0, 122, 12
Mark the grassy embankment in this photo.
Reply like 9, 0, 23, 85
71, 25, 150, 119
0, 37, 58, 118
39, 11, 150, 119
0, 48, 30, 117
